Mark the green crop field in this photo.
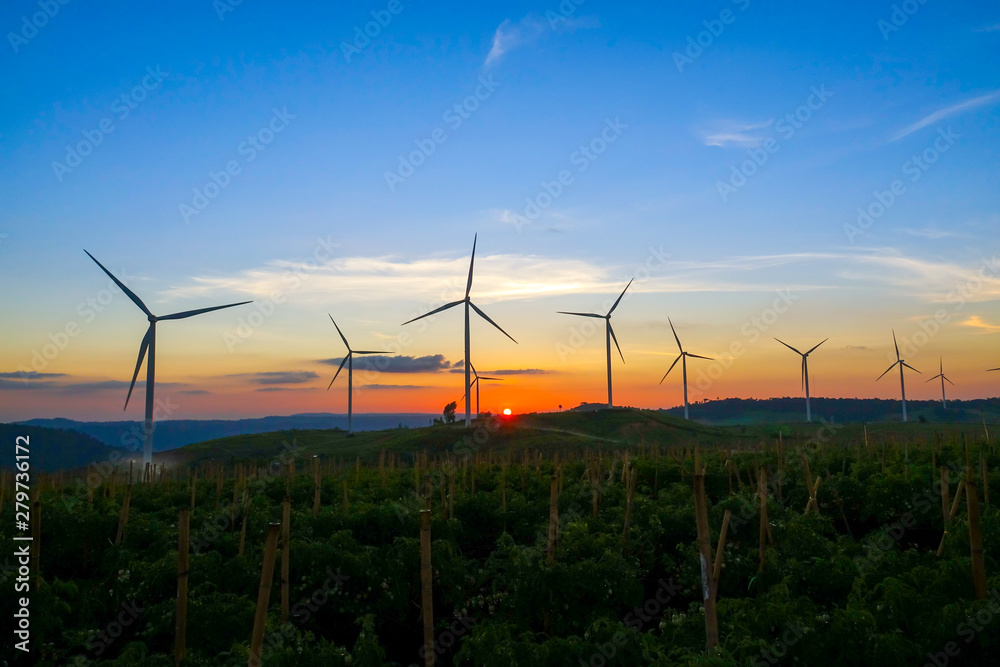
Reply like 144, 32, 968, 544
2, 411, 999, 666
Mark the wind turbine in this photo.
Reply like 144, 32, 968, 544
876, 330, 921, 422
660, 318, 713, 420
925, 357, 954, 408
401, 235, 517, 428
467, 362, 503, 416
774, 338, 828, 422
84, 250, 251, 467
326, 315, 390, 434
558, 279, 633, 408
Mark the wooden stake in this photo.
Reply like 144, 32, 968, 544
419, 500, 435, 667
281, 495, 291, 624
758, 469, 768, 572
547, 472, 559, 566
966, 468, 987, 599
312, 456, 321, 516
622, 464, 637, 543
238, 491, 250, 557
936, 480, 966, 557
248, 524, 280, 667
713, 509, 732, 583
115, 484, 132, 546
940, 467, 950, 525
693, 469, 719, 650
175, 509, 190, 667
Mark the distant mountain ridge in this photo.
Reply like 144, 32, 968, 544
0, 423, 119, 471
18, 413, 436, 452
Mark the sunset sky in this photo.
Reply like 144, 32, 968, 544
1, 1, 999, 421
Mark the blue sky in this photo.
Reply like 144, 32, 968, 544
1, 0, 999, 419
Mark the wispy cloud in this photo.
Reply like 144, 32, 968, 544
961, 315, 1000, 333
891, 91, 1000, 141
0, 371, 67, 380
255, 386, 317, 393
902, 226, 959, 240
449, 368, 549, 375
232, 371, 319, 385
974, 23, 1000, 32
319, 354, 456, 373
700, 120, 773, 148
360, 384, 430, 390
485, 13, 599, 67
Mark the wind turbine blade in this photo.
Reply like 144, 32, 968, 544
124, 326, 152, 411
557, 312, 604, 318
608, 322, 625, 364
806, 338, 828, 355
944, 376, 955, 386
353, 350, 391, 355
901, 362, 921, 374
892, 330, 900, 361
479, 377, 503, 381
668, 317, 683, 353
84, 250, 153, 318
159, 301, 252, 320
470, 302, 517, 344
659, 355, 682, 384
686, 353, 713, 361
401, 299, 464, 325
801, 357, 806, 392
876, 361, 899, 381
327, 355, 350, 389
774, 338, 803, 355
466, 234, 477, 298
328, 314, 350, 350
607, 279, 633, 316
925, 374, 942, 383
989, 368, 1000, 372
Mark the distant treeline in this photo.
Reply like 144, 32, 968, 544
660, 396, 1000, 423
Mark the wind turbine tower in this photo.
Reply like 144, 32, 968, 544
774, 338, 827, 422
326, 315, 390, 433
85, 251, 251, 467
660, 318, 713, 420
558, 280, 633, 408
402, 235, 517, 428
876, 330, 921, 422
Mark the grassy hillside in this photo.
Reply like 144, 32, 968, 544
161, 406, 1000, 470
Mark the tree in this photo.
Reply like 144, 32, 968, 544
443, 401, 457, 424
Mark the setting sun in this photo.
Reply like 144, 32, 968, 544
503, 408, 512, 416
